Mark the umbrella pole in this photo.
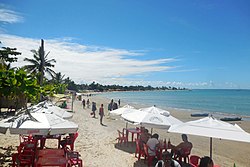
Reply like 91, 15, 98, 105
151, 128, 153, 135
71, 93, 74, 112
210, 137, 212, 159
125, 122, 128, 129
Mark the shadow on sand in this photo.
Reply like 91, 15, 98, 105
0, 146, 16, 166
114, 142, 158, 167
114, 143, 191, 167
114, 142, 136, 154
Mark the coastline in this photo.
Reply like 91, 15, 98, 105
98, 90, 250, 118
89, 95, 250, 166
0, 94, 250, 166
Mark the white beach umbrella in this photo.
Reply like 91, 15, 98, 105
9, 112, 78, 135
0, 117, 13, 134
168, 116, 250, 158
109, 104, 135, 116
139, 106, 170, 116
121, 110, 182, 129
29, 101, 73, 119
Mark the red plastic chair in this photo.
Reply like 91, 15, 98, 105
13, 140, 37, 167
12, 153, 33, 167
19, 134, 33, 143
135, 139, 146, 160
123, 128, 129, 142
116, 130, 128, 145
189, 155, 200, 167
12, 143, 36, 167
173, 147, 191, 164
60, 132, 79, 151
65, 147, 83, 167
143, 143, 155, 167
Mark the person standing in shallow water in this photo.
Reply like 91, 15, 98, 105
99, 104, 105, 125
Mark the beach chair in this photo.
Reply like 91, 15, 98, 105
116, 130, 128, 145
143, 143, 155, 167
189, 155, 200, 167
135, 139, 145, 160
60, 132, 79, 151
12, 152, 33, 167
12, 142, 36, 167
122, 128, 129, 142
173, 147, 191, 164
65, 147, 83, 167
19, 134, 33, 143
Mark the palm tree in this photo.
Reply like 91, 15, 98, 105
24, 39, 56, 86
52, 72, 65, 84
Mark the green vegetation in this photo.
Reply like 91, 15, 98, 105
0, 40, 66, 109
23, 39, 56, 86
61, 80, 188, 92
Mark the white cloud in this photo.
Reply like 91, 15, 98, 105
0, 7, 23, 23
0, 34, 177, 85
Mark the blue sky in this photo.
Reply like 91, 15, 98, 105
0, 0, 250, 89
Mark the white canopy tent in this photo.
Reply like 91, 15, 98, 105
168, 116, 250, 158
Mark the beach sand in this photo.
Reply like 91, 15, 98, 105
1, 95, 250, 167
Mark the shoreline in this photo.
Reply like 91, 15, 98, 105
1, 94, 250, 166
97, 90, 250, 119
86, 95, 250, 166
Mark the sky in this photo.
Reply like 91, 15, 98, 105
0, 0, 250, 89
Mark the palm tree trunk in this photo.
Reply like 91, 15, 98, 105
39, 39, 45, 101
39, 39, 45, 86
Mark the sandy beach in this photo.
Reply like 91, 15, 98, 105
1, 95, 250, 167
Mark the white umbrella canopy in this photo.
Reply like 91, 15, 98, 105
0, 117, 13, 134
9, 112, 78, 135
139, 106, 170, 116
29, 101, 73, 119
109, 104, 135, 116
121, 110, 182, 129
168, 116, 250, 158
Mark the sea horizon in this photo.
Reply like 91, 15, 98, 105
99, 89, 250, 119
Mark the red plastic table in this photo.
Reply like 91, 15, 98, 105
35, 149, 67, 167
126, 128, 141, 142
37, 149, 65, 157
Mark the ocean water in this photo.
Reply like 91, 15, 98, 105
99, 89, 250, 117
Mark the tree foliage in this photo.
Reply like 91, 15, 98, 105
63, 80, 188, 92
0, 69, 40, 109
0, 43, 21, 69
0, 41, 58, 109
24, 40, 56, 86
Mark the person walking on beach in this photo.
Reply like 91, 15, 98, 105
91, 102, 97, 118
107, 99, 114, 116
99, 104, 105, 125
110, 99, 114, 111
82, 99, 85, 109
113, 102, 118, 110
86, 99, 90, 108
118, 99, 121, 106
